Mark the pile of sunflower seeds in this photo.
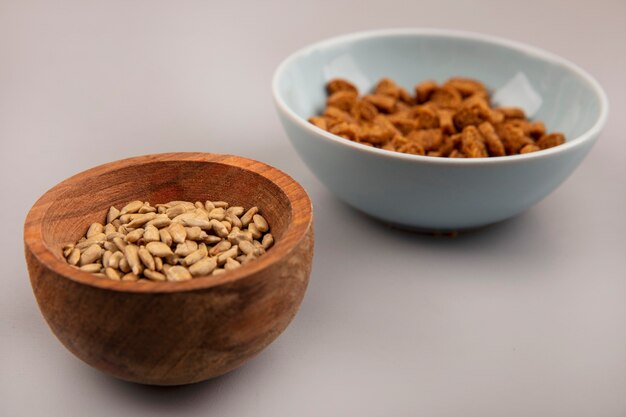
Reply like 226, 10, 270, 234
62, 200, 274, 282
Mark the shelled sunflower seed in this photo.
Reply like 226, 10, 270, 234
62, 200, 274, 282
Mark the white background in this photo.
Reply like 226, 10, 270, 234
2, 1, 625, 416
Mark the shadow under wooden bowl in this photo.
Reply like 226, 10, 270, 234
24, 153, 314, 386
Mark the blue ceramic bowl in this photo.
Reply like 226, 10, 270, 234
272, 29, 608, 231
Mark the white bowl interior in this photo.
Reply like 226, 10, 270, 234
275, 30, 604, 141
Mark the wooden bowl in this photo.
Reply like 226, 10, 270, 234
24, 153, 314, 386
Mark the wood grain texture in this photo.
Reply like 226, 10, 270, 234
24, 153, 314, 385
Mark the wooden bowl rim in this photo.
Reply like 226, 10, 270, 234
24, 152, 313, 294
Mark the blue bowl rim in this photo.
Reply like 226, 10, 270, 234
272, 28, 609, 166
